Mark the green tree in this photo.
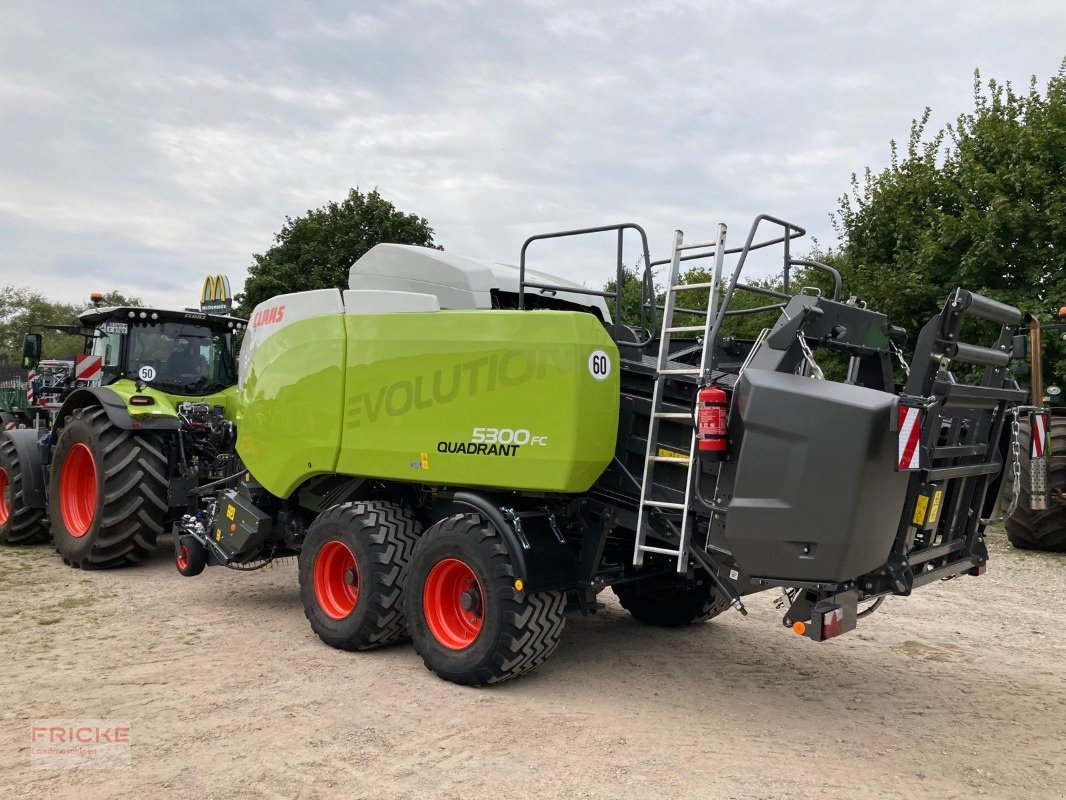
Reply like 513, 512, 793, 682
0, 286, 142, 365
829, 64, 1066, 374
237, 188, 440, 317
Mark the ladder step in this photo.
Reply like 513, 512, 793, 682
669, 281, 714, 291
676, 241, 716, 251
665, 325, 707, 333
639, 545, 682, 556
648, 456, 690, 464
653, 412, 691, 419
658, 368, 701, 376
644, 500, 686, 510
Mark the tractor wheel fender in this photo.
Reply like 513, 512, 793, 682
54, 387, 180, 433
1, 428, 46, 509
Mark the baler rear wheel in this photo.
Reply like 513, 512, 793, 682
1002, 415, 1066, 552
0, 435, 50, 545
405, 513, 566, 686
613, 576, 729, 627
48, 406, 168, 568
299, 501, 421, 651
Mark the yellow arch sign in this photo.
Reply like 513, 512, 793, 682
200, 274, 233, 314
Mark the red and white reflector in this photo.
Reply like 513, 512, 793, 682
897, 405, 923, 471
74, 354, 103, 381
1031, 412, 1049, 459
26, 370, 35, 405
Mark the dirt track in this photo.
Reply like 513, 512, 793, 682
1, 529, 1064, 800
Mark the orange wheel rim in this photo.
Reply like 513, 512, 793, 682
313, 540, 359, 619
60, 443, 97, 537
423, 558, 484, 649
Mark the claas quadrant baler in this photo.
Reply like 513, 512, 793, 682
176, 215, 1025, 686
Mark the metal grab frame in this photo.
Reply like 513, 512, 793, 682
518, 223, 656, 347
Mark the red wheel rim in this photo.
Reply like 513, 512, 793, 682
313, 540, 359, 620
60, 443, 97, 537
177, 545, 190, 571
423, 558, 484, 650
0, 467, 10, 526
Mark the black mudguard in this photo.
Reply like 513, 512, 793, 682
2, 428, 47, 509
441, 491, 579, 593
53, 387, 181, 432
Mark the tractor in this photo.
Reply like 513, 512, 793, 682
173, 214, 1025, 686
1001, 307, 1066, 550
0, 293, 246, 563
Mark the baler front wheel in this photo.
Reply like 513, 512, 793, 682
299, 501, 421, 651
0, 435, 50, 545
48, 407, 168, 568
613, 576, 730, 627
175, 535, 207, 577
405, 513, 566, 686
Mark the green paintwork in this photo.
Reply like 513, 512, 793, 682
105, 379, 239, 422
238, 310, 620, 499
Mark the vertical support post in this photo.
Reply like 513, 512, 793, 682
615, 227, 625, 341
1030, 316, 1043, 403
782, 226, 791, 296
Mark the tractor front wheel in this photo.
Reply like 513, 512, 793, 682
48, 407, 168, 568
299, 501, 421, 650
405, 513, 566, 686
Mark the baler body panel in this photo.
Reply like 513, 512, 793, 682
237, 296, 619, 498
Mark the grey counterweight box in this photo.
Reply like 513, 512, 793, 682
723, 368, 909, 583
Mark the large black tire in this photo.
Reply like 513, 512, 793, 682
405, 513, 566, 686
1002, 415, 1066, 551
299, 501, 421, 651
0, 434, 50, 545
613, 574, 730, 627
48, 406, 168, 568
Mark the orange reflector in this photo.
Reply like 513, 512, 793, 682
514, 579, 524, 591
1059, 306, 1066, 317
791, 621, 806, 636
229, 523, 237, 532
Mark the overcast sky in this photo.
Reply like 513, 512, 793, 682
0, 1, 1063, 310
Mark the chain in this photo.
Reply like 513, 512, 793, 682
796, 335, 824, 380
991, 404, 1045, 523
1004, 408, 1023, 520
889, 340, 911, 378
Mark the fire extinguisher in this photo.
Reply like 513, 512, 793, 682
696, 386, 728, 460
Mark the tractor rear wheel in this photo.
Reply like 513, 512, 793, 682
613, 575, 730, 627
48, 406, 169, 568
1002, 415, 1066, 551
405, 513, 566, 686
299, 501, 421, 651
0, 435, 50, 545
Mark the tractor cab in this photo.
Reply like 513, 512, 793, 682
77, 307, 245, 397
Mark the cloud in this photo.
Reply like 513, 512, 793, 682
0, 0, 1063, 310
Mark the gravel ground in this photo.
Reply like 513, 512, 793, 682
1, 528, 1063, 800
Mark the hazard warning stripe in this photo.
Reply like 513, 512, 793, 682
74, 354, 103, 381
1031, 412, 1048, 459
26, 370, 35, 404
897, 405, 922, 471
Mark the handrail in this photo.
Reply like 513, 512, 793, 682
519, 223, 656, 347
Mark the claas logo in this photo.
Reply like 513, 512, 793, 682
252, 305, 286, 327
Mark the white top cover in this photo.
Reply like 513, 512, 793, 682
342, 289, 440, 314
348, 244, 609, 320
